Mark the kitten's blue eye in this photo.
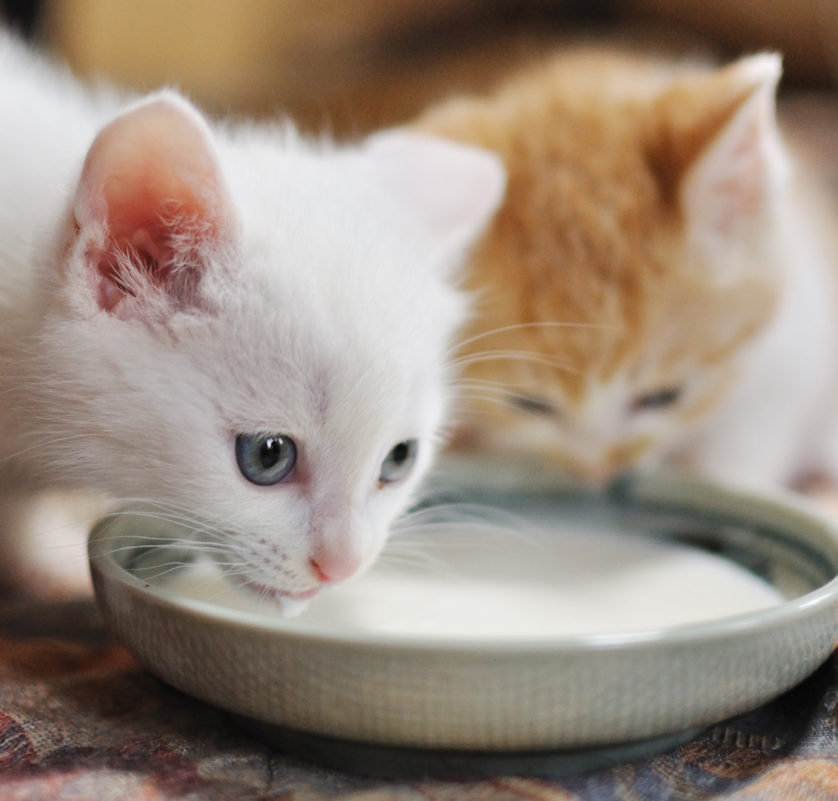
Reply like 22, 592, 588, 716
379, 439, 418, 485
631, 387, 682, 412
235, 433, 297, 485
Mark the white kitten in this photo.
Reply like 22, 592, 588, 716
0, 33, 505, 602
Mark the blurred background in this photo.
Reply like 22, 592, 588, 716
1, 1, 837, 137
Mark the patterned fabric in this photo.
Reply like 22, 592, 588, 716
0, 596, 836, 801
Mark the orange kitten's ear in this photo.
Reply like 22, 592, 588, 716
672, 55, 786, 255
74, 92, 236, 317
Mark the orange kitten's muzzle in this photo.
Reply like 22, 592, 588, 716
546, 439, 659, 486
573, 463, 620, 485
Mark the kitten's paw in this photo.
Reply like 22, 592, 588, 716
0, 492, 108, 600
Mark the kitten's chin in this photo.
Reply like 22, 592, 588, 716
241, 579, 321, 616
275, 594, 315, 618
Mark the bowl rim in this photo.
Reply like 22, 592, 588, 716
88, 472, 838, 656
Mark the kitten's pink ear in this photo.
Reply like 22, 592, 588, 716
361, 130, 506, 255
676, 55, 785, 247
74, 91, 234, 315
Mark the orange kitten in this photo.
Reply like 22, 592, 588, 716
418, 49, 838, 487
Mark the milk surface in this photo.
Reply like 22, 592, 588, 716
157, 519, 783, 639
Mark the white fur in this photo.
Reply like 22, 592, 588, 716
0, 32, 505, 601
679, 180, 838, 487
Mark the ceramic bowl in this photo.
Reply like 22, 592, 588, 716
88, 469, 838, 762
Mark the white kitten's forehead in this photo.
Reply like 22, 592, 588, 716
220, 133, 413, 249
219, 137, 456, 315
210, 298, 435, 435
190, 138, 464, 450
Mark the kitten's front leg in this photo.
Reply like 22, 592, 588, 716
0, 491, 103, 599
792, 412, 838, 513
674, 408, 805, 490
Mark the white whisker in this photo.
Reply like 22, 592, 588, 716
449, 321, 618, 355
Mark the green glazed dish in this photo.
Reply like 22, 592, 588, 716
88, 468, 838, 757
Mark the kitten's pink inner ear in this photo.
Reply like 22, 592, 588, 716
74, 94, 230, 312
658, 55, 783, 239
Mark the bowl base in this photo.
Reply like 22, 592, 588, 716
234, 717, 704, 779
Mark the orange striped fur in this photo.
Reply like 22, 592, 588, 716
417, 49, 804, 481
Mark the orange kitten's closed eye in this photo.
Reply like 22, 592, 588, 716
419, 48, 838, 489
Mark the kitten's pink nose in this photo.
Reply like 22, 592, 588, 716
309, 550, 361, 583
